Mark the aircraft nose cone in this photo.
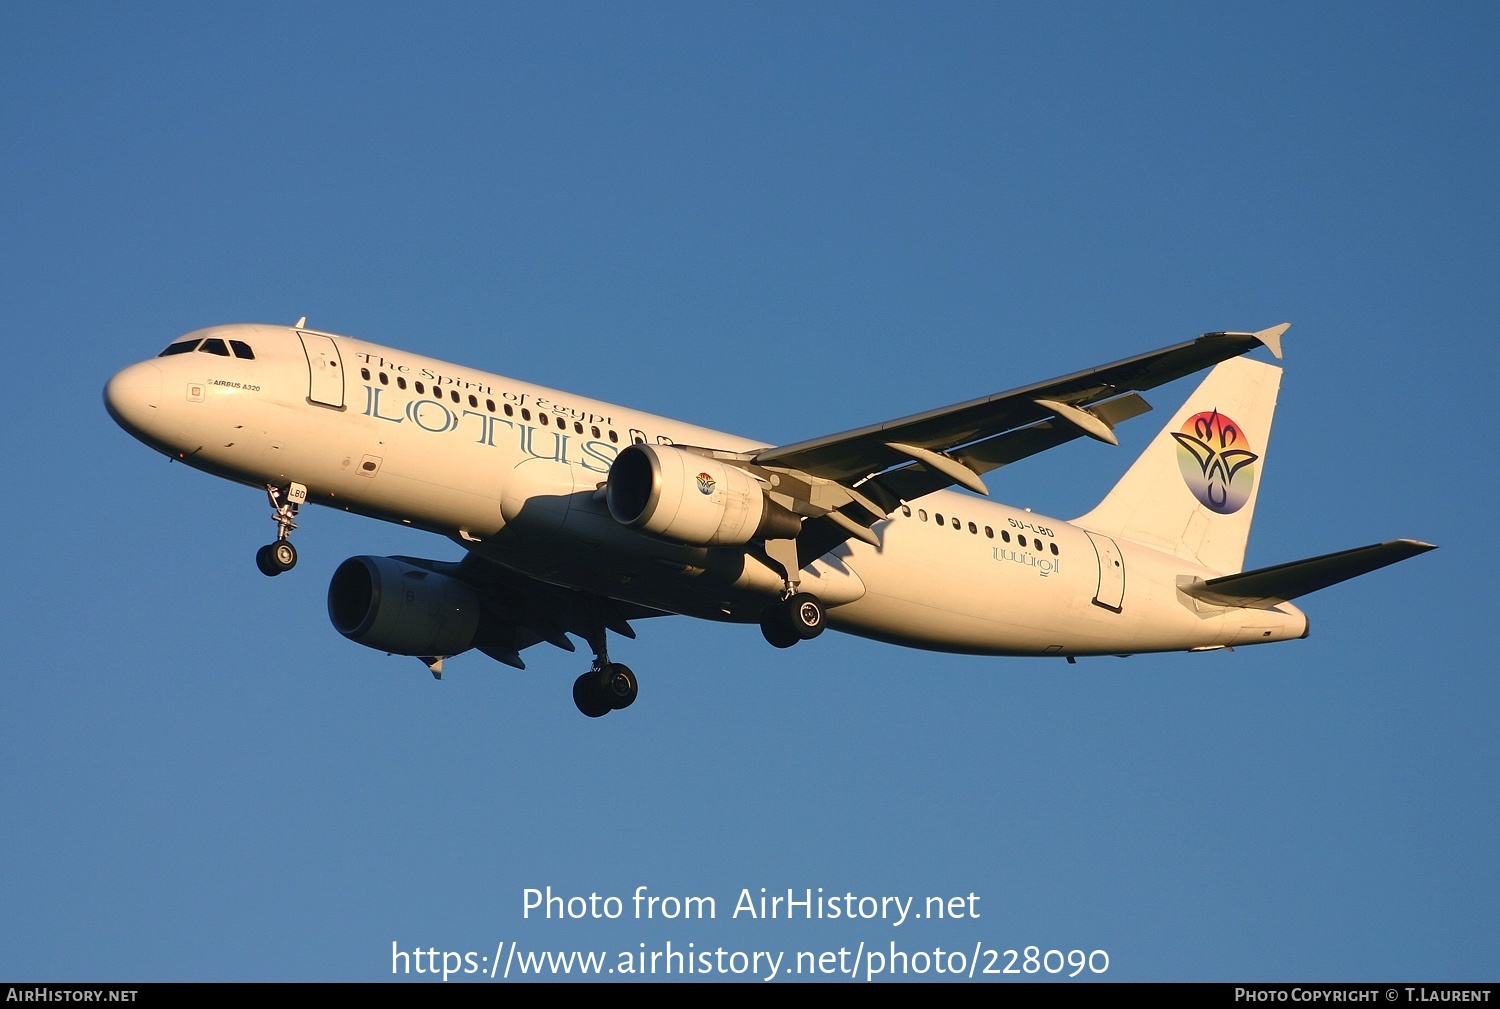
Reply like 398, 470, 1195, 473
104, 362, 163, 436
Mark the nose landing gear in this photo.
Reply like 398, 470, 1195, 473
256, 482, 307, 577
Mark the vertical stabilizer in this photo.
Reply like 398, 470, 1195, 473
1073, 356, 1281, 574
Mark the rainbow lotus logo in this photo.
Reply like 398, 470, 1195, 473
1171, 410, 1258, 514
696, 472, 716, 495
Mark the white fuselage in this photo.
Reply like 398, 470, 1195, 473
104, 324, 1307, 658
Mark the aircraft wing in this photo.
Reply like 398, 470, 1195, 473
756, 324, 1288, 485
746, 324, 1288, 566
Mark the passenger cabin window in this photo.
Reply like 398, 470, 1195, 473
415, 381, 425, 394
159, 340, 200, 357
361, 368, 371, 380
229, 340, 255, 359
200, 338, 231, 356
397, 377, 407, 390
608, 430, 619, 443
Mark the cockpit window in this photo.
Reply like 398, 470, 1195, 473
229, 340, 255, 359
158, 339, 200, 357
200, 338, 231, 356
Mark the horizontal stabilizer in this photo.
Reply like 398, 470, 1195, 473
1181, 539, 1436, 609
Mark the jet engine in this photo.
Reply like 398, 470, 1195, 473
327, 555, 481, 656
606, 444, 800, 546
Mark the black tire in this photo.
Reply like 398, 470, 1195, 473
255, 544, 281, 577
787, 592, 825, 640
760, 605, 799, 649
604, 663, 638, 710
573, 672, 612, 718
271, 540, 298, 571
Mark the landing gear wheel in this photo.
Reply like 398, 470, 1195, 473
760, 593, 825, 647
270, 540, 297, 571
787, 592, 825, 640
760, 605, 799, 649
255, 544, 281, 577
603, 663, 638, 710
573, 672, 612, 718
256, 540, 297, 576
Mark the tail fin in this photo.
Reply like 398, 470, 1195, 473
1074, 356, 1281, 574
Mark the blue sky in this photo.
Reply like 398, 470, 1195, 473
3, 2, 1495, 981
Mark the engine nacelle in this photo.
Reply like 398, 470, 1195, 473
606, 443, 800, 546
327, 556, 481, 657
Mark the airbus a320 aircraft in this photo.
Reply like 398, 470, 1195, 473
104, 320, 1433, 717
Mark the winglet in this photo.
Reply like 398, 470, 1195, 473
1254, 322, 1290, 360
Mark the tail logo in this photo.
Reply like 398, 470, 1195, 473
1172, 410, 1258, 514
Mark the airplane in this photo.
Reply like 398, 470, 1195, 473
103, 319, 1434, 717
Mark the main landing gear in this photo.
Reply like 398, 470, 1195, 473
572, 607, 639, 718
758, 536, 827, 649
255, 482, 307, 577
760, 592, 826, 649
